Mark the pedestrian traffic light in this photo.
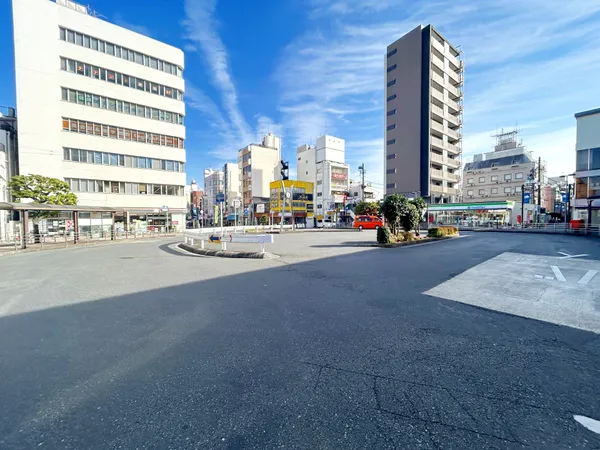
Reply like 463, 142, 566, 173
281, 159, 289, 180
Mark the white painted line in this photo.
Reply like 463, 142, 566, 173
544, 276, 554, 280
558, 252, 570, 257
534, 275, 544, 279
574, 415, 600, 435
578, 270, 598, 285
559, 253, 589, 260
551, 266, 567, 282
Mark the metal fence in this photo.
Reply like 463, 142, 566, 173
2, 230, 180, 251
455, 222, 600, 235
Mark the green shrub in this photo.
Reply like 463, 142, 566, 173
377, 226, 392, 244
401, 231, 415, 242
428, 226, 458, 238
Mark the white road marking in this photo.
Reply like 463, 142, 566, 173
550, 266, 567, 282
534, 275, 544, 279
577, 270, 598, 285
544, 276, 554, 280
574, 415, 600, 435
558, 252, 589, 259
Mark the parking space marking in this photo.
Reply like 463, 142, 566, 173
558, 252, 589, 259
551, 265, 567, 282
578, 270, 597, 285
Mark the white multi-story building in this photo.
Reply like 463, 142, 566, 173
297, 135, 349, 222
573, 107, 600, 224
12, 0, 186, 230
348, 180, 383, 202
222, 162, 240, 219
238, 133, 281, 218
203, 169, 224, 225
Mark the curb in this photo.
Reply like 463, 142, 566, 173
379, 235, 458, 248
178, 242, 277, 259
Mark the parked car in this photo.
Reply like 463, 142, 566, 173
353, 215, 384, 230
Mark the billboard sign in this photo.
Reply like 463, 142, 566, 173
523, 192, 531, 204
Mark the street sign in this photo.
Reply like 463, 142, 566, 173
244, 208, 249, 216
216, 193, 225, 203
209, 235, 221, 243
562, 192, 569, 203
161, 205, 169, 212
256, 204, 265, 213
523, 192, 531, 204
233, 199, 241, 208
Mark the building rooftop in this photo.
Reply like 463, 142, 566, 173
464, 153, 532, 171
575, 107, 600, 119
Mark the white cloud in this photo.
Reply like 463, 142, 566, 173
112, 13, 152, 37
182, 0, 281, 165
276, 0, 600, 183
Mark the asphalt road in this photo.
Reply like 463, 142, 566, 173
1, 231, 599, 449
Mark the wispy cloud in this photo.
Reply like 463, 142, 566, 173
277, 0, 600, 179
112, 13, 152, 37
182, 0, 253, 147
182, 0, 281, 166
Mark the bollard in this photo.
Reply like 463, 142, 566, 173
190, 238, 194, 246
221, 241, 227, 251
200, 239, 205, 249
261, 242, 265, 254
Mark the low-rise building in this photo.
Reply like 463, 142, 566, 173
297, 135, 349, 223
573, 106, 600, 224
238, 133, 281, 222
223, 161, 240, 221
269, 180, 314, 226
203, 169, 223, 225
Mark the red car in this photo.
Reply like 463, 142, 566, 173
353, 215, 384, 230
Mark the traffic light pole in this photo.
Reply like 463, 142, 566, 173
521, 184, 525, 227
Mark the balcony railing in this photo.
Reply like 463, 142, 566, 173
431, 55, 444, 71
431, 88, 444, 103
430, 153, 460, 168
447, 143, 461, 154
430, 168, 444, 180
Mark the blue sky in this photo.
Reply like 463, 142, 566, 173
2, 0, 600, 189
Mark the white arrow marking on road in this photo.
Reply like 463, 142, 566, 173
550, 266, 567, 282
574, 415, 600, 435
558, 252, 589, 259
578, 270, 598, 285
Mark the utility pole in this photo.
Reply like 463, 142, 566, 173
537, 156, 542, 208
521, 184, 525, 228
358, 164, 365, 202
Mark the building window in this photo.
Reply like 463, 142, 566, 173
478, 177, 485, 183
479, 189, 485, 195
387, 153, 396, 160
387, 124, 396, 131
387, 139, 396, 145
60, 88, 183, 125
590, 148, 600, 170
387, 48, 397, 58
491, 175, 498, 182
59, 26, 183, 77
387, 79, 396, 87
387, 94, 397, 102
467, 178, 474, 185
387, 168, 396, 174
386, 183, 396, 189
491, 188, 498, 194
62, 118, 183, 149
59, 57, 183, 101
467, 190, 473, 196
515, 172, 523, 180
387, 64, 397, 72
515, 186, 522, 193
577, 149, 589, 171
504, 174, 512, 181
387, 109, 396, 116
503, 187, 511, 194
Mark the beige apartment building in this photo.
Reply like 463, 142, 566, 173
238, 133, 281, 218
385, 24, 463, 203
463, 130, 545, 204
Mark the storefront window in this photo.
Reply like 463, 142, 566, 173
576, 177, 588, 199
577, 149, 589, 171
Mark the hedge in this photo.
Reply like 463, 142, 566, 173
427, 226, 459, 238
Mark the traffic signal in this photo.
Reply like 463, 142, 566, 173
281, 159, 289, 180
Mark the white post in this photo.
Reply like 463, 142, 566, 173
185, 236, 188, 244
190, 238, 194, 245
220, 202, 224, 237
261, 242, 265, 253
200, 239, 205, 249
221, 241, 227, 251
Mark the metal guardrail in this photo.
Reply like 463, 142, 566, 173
183, 231, 274, 253
3, 230, 179, 251
452, 223, 600, 235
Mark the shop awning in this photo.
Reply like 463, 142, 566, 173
428, 201, 515, 212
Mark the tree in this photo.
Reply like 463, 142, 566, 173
354, 201, 380, 216
380, 194, 411, 235
409, 197, 427, 236
9, 174, 78, 238
400, 203, 421, 234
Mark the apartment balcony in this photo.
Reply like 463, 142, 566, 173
446, 112, 461, 127
447, 67, 463, 86
431, 135, 444, 151
447, 82, 461, 99
431, 88, 444, 103
446, 142, 461, 155
447, 172, 461, 182
430, 185, 458, 196
430, 168, 444, 180
446, 127, 461, 140
431, 37, 445, 55
431, 55, 444, 72
431, 71, 444, 87
447, 97, 462, 113
431, 120, 444, 134
430, 152, 461, 169
431, 104, 444, 121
